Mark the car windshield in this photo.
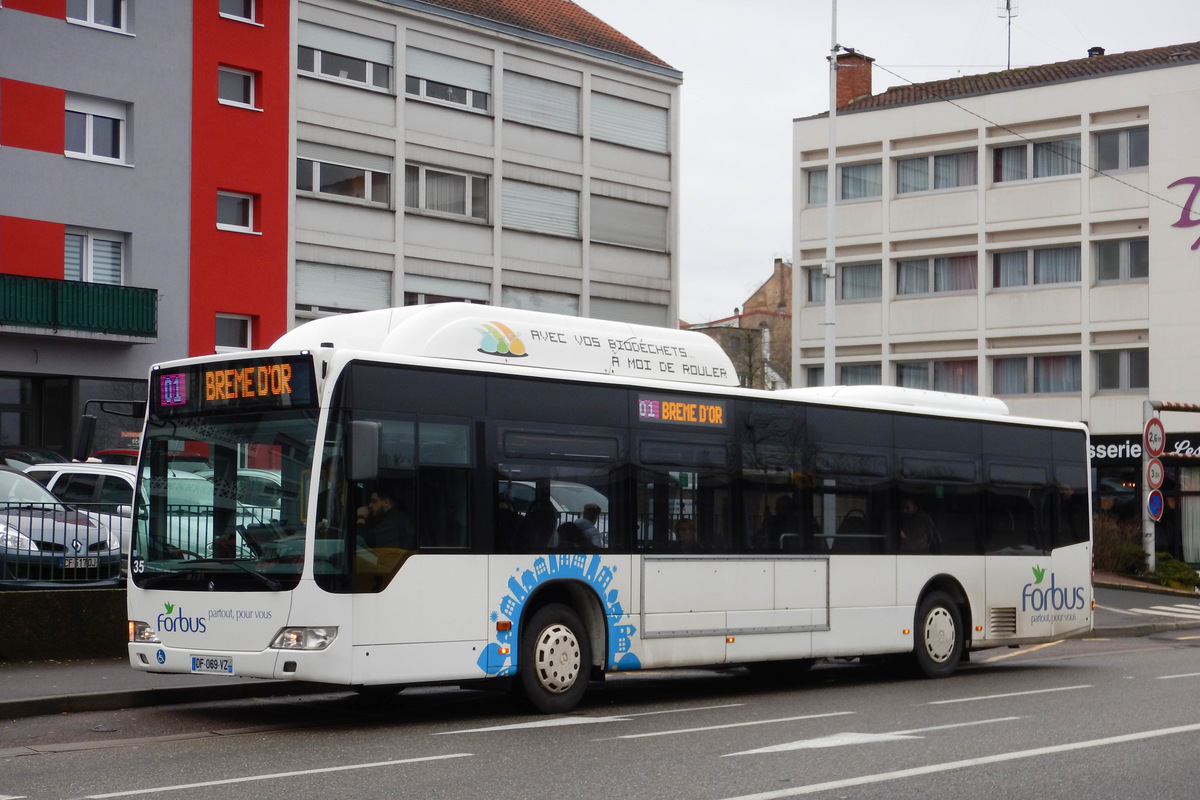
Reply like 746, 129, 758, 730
0, 470, 66, 508
130, 409, 318, 591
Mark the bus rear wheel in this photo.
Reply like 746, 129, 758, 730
913, 591, 963, 678
515, 603, 591, 714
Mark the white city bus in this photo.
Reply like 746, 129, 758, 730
127, 303, 1093, 713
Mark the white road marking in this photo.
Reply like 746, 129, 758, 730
1129, 606, 1200, 619
1157, 672, 1200, 680
599, 711, 856, 741
926, 684, 1091, 704
718, 722, 1200, 799
979, 640, 1063, 662
437, 703, 746, 735
724, 716, 1016, 756
84, 753, 473, 798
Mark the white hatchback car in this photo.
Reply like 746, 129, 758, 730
24, 462, 226, 561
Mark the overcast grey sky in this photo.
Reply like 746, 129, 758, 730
577, 0, 1200, 323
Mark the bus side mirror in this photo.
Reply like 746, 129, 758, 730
73, 415, 97, 462
348, 420, 381, 482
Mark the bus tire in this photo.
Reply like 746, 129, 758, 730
913, 591, 963, 678
515, 603, 591, 714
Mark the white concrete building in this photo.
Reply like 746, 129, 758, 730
293, 0, 682, 327
792, 42, 1200, 562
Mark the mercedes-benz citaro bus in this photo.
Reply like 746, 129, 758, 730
127, 303, 1093, 713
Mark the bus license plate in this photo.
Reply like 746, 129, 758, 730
191, 656, 234, 675
62, 557, 98, 568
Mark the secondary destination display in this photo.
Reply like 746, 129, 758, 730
637, 394, 727, 427
152, 355, 317, 415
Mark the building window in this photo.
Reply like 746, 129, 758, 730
504, 72, 579, 135
1095, 238, 1149, 283
896, 255, 977, 295
896, 150, 977, 194
66, 0, 125, 31
992, 246, 1080, 288
65, 95, 126, 163
993, 354, 1081, 395
807, 264, 881, 302
502, 180, 579, 238
896, 359, 978, 394
218, 67, 257, 108
405, 47, 489, 111
299, 22, 393, 92
591, 196, 668, 251
840, 262, 882, 300
297, 144, 392, 206
806, 162, 883, 203
591, 93, 668, 153
1096, 349, 1149, 393
64, 228, 123, 284
216, 191, 255, 232
1095, 127, 1148, 172
806, 366, 825, 387
840, 363, 881, 385
215, 314, 252, 352
404, 164, 487, 221
993, 137, 1080, 182
219, 0, 255, 22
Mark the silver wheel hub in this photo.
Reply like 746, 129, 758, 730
532, 622, 581, 694
923, 606, 956, 663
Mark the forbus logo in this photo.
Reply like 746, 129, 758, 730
156, 602, 208, 634
1021, 566, 1086, 612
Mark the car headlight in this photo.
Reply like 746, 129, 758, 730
129, 620, 160, 643
0, 523, 38, 553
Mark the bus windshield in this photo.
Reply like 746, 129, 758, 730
130, 408, 318, 591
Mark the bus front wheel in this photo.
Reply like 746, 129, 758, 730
913, 591, 963, 678
515, 603, 592, 714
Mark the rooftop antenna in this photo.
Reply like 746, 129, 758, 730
997, 0, 1018, 70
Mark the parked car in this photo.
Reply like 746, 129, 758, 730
195, 468, 283, 509
25, 461, 264, 562
25, 462, 143, 561
0, 465, 121, 588
0, 446, 68, 470
90, 449, 212, 473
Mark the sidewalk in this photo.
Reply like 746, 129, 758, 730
1, 578, 1197, 721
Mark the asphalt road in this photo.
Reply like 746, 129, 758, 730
4, 630, 1200, 800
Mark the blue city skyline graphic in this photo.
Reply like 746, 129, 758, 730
478, 553, 640, 677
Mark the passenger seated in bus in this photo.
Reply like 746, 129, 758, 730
672, 518, 698, 552
574, 503, 605, 548
514, 495, 558, 552
356, 483, 415, 551
555, 520, 591, 552
899, 497, 937, 552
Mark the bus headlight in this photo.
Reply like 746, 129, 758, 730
129, 620, 160, 643
271, 627, 337, 650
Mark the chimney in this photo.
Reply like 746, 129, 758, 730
836, 49, 874, 109
1087, 46, 1105, 57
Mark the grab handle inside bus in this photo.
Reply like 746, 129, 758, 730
349, 420, 382, 482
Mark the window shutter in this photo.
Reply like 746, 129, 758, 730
591, 93, 668, 153
502, 180, 579, 238
295, 262, 391, 311
299, 21, 393, 65
296, 141, 392, 173
406, 47, 491, 93
591, 196, 668, 251
503, 72, 579, 134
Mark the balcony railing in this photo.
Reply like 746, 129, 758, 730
0, 273, 157, 339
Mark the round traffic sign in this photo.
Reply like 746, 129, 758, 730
1146, 458, 1165, 490
1145, 418, 1166, 458
1147, 489, 1164, 522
